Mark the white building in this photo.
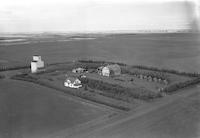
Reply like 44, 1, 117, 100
31, 55, 44, 73
102, 66, 110, 77
64, 77, 82, 88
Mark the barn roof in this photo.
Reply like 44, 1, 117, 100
106, 64, 121, 72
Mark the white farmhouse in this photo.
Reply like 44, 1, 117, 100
31, 55, 44, 73
64, 77, 82, 88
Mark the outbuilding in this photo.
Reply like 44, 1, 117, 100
102, 64, 121, 77
72, 67, 87, 73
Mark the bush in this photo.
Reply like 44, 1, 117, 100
84, 85, 88, 91
0, 75, 5, 79
121, 67, 170, 83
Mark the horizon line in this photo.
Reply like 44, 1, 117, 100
0, 29, 198, 35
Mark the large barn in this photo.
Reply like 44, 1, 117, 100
102, 64, 121, 77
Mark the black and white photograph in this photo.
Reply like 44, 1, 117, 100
0, 0, 200, 138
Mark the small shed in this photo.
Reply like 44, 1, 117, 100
64, 77, 82, 88
102, 64, 121, 77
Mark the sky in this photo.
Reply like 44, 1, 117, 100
0, 0, 199, 33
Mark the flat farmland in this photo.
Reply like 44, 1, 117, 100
0, 79, 111, 138
1, 33, 200, 138
0, 33, 200, 72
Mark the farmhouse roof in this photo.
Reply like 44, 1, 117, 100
66, 77, 80, 83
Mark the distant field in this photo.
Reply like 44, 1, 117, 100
0, 33, 200, 72
0, 79, 110, 138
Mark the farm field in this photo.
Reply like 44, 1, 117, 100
0, 79, 111, 138
0, 33, 200, 72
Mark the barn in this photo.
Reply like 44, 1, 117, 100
102, 64, 121, 77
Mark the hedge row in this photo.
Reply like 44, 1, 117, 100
11, 74, 130, 111
11, 73, 38, 82
0, 65, 30, 72
77, 62, 104, 70
77, 60, 200, 77
163, 77, 200, 94
80, 77, 163, 101
131, 65, 200, 77
78, 60, 127, 66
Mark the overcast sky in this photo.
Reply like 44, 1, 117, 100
0, 0, 199, 33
